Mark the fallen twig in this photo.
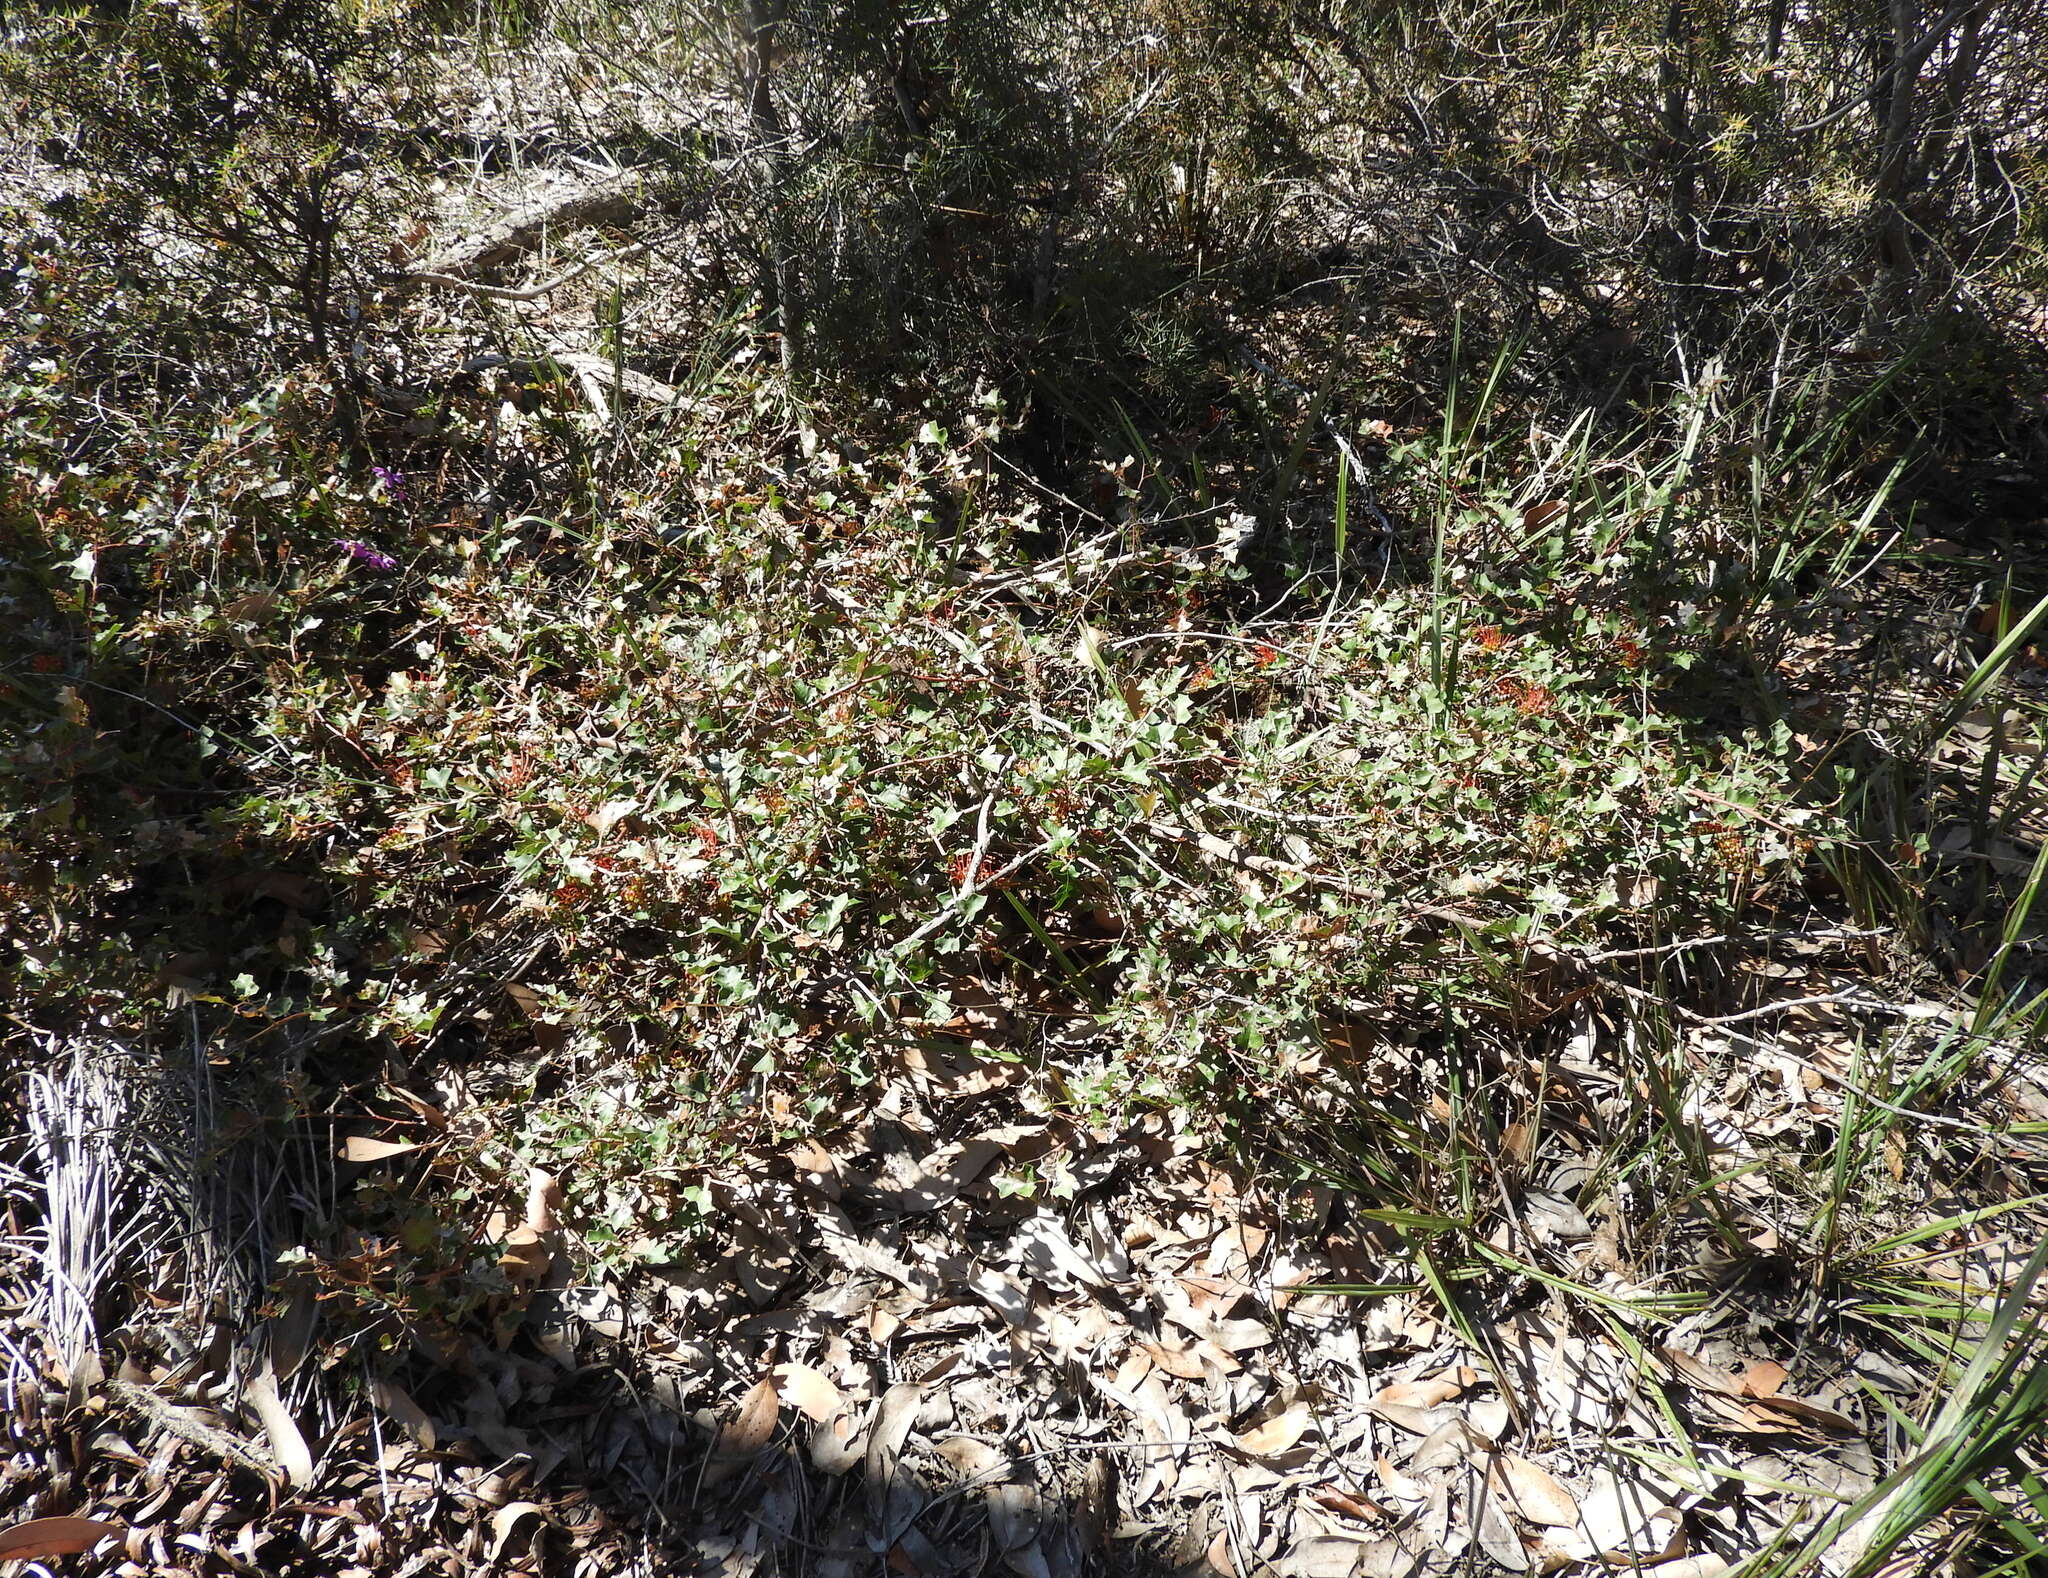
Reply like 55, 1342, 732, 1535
104, 1379, 277, 1477
392, 240, 648, 302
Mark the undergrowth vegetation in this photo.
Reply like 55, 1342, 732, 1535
6, 0, 2048, 1571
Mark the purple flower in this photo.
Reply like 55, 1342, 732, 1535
369, 465, 408, 502
334, 538, 400, 573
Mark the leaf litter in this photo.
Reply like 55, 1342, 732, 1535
13, 951, 2040, 1578
6, 87, 2048, 1578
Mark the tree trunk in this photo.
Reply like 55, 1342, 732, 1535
745, 0, 805, 383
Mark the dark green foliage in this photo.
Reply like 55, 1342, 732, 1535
4, 8, 2048, 1569
5, 0, 425, 373
727, 0, 1091, 379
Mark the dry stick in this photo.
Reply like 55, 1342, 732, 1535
393, 241, 649, 302
1574, 926, 1889, 965
1142, 819, 1478, 930
1692, 989, 1896, 1028
1602, 980, 1994, 1136
890, 842, 1053, 959
105, 1379, 277, 1476
961, 757, 1014, 894
1159, 812, 1886, 974
742, 1435, 1208, 1556
1676, 782, 1823, 842
1730, 1036, 1996, 1138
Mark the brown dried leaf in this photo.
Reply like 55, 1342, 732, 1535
488, 1502, 544, 1562
338, 1136, 424, 1163
1373, 1369, 1476, 1411
244, 1361, 314, 1487
719, 1374, 782, 1458
867, 1381, 928, 1537
1486, 1453, 1577, 1527
498, 1225, 551, 1283
0, 1518, 124, 1561
1234, 1403, 1312, 1457
370, 1377, 435, 1450
773, 1361, 846, 1424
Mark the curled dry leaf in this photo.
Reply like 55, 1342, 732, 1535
524, 1167, 561, 1233
1234, 1402, 1312, 1457
866, 1381, 928, 1539
488, 1501, 544, 1562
